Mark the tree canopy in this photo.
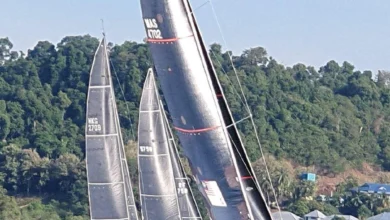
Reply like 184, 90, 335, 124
1, 35, 389, 218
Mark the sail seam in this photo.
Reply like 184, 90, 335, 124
89, 182, 125, 185
139, 110, 160, 113
86, 133, 118, 137
181, 218, 202, 219
89, 85, 111, 88
141, 194, 176, 197
138, 154, 169, 157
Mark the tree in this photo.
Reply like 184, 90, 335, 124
1, 34, 390, 218
0, 38, 14, 64
332, 216, 346, 220
240, 47, 268, 66
0, 188, 21, 220
0, 114, 10, 140
357, 205, 372, 219
287, 200, 309, 216
377, 70, 390, 87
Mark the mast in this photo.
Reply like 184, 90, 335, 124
139, 0, 273, 219
85, 36, 138, 220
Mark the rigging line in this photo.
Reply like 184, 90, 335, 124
192, 0, 225, 13
110, 58, 136, 141
209, 49, 246, 107
226, 115, 251, 129
208, 0, 282, 216
226, 133, 254, 182
191, 0, 210, 14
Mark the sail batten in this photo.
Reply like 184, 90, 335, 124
85, 38, 138, 220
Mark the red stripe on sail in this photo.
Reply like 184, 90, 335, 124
241, 176, 253, 180
174, 126, 219, 133
147, 35, 194, 43
147, 38, 178, 43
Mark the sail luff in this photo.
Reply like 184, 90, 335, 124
85, 37, 138, 220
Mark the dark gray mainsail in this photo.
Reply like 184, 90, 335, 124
138, 68, 202, 219
139, 0, 273, 219
85, 37, 138, 220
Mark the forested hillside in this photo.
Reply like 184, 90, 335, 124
1, 35, 390, 218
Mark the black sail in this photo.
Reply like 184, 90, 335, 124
139, 0, 273, 219
163, 107, 203, 220
85, 38, 138, 220
138, 69, 202, 219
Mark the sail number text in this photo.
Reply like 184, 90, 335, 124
144, 18, 162, 39
177, 182, 188, 195
88, 118, 102, 132
140, 146, 153, 152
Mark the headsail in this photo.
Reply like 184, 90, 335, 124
138, 68, 202, 219
85, 37, 138, 220
139, 0, 273, 219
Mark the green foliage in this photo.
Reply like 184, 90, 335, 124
0, 114, 10, 140
1, 35, 389, 218
332, 216, 346, 220
0, 186, 21, 220
20, 201, 61, 220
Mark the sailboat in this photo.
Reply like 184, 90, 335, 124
139, 0, 273, 219
85, 36, 139, 220
138, 68, 202, 219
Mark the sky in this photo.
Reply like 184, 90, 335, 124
1, 0, 389, 73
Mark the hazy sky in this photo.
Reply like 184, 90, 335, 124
1, 0, 389, 73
